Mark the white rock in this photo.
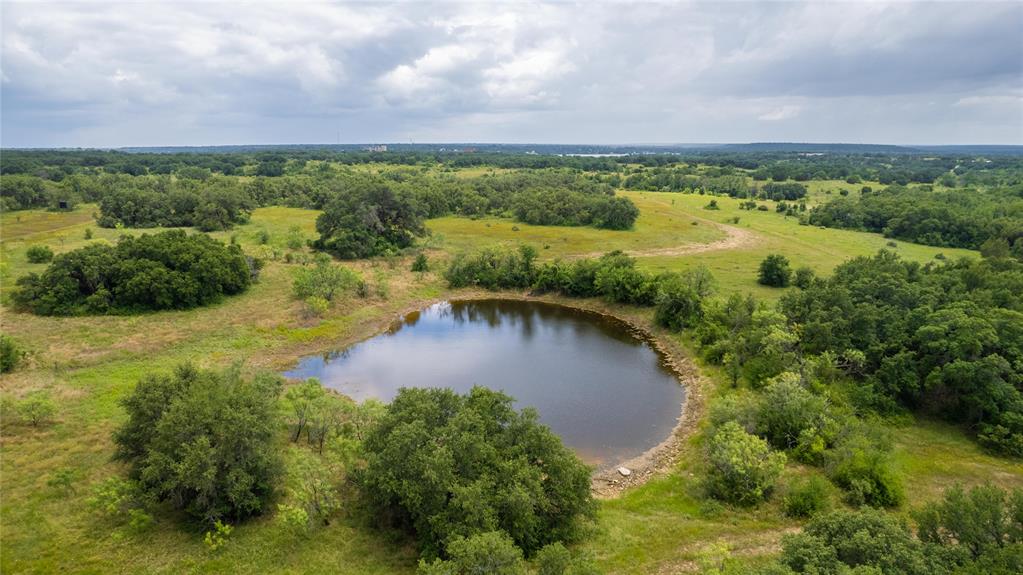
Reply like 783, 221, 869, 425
617, 466, 632, 477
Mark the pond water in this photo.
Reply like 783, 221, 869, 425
283, 300, 685, 466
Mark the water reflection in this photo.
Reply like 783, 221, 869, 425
284, 299, 685, 466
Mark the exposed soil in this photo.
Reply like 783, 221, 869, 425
577, 214, 758, 259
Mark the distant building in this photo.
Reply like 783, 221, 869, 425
365, 145, 388, 152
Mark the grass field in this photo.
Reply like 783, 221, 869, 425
1, 181, 1017, 574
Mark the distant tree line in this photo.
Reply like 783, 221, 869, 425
5, 148, 1021, 187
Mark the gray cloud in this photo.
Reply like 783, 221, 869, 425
2, 1, 1021, 147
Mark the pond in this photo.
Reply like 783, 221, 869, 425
284, 299, 686, 466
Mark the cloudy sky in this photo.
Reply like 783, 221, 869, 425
2, 1, 1022, 148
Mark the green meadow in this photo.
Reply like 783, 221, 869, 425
1, 176, 1019, 574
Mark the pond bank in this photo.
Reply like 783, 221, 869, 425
277, 290, 708, 499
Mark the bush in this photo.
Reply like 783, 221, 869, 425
445, 245, 537, 290
913, 483, 1023, 559
418, 531, 526, 575
412, 253, 430, 273
654, 267, 716, 330
706, 421, 786, 505
16, 391, 57, 426
780, 509, 939, 575
758, 254, 792, 287
756, 373, 831, 452
292, 258, 361, 302
0, 334, 24, 373
792, 267, 815, 289
26, 244, 53, 263
88, 476, 154, 532
783, 476, 832, 518
359, 386, 594, 558
113, 364, 283, 522
14, 230, 253, 315
826, 432, 903, 508
304, 296, 329, 317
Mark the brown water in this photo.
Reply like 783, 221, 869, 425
284, 300, 685, 466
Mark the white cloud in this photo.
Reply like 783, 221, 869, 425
1, 1, 1020, 146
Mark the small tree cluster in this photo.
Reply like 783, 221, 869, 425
113, 364, 283, 523
14, 230, 253, 315
359, 386, 595, 559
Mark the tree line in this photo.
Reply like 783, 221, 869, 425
807, 183, 1023, 251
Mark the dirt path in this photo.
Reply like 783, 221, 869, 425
577, 214, 759, 259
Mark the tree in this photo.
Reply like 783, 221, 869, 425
758, 254, 792, 287
284, 379, 326, 442
780, 509, 940, 575
655, 267, 715, 330
313, 182, 425, 259
113, 365, 283, 522
913, 483, 1023, 559
16, 391, 57, 426
705, 421, 786, 505
359, 386, 594, 558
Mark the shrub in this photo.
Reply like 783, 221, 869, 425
783, 476, 832, 518
204, 520, 233, 552
535, 542, 572, 575
445, 245, 537, 290
285, 454, 341, 527
84, 227, 93, 240
88, 476, 155, 533
704, 199, 720, 210
359, 386, 594, 558
418, 531, 526, 575
16, 391, 57, 426
47, 467, 81, 495
113, 364, 283, 522
705, 421, 786, 505
26, 244, 53, 263
14, 230, 252, 315
758, 254, 792, 287
654, 267, 716, 330
756, 373, 831, 451
286, 225, 306, 250
792, 267, 815, 289
0, 334, 24, 373
304, 296, 329, 317
913, 483, 1023, 559
292, 258, 361, 302
412, 253, 430, 273
826, 432, 903, 508
780, 509, 938, 575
